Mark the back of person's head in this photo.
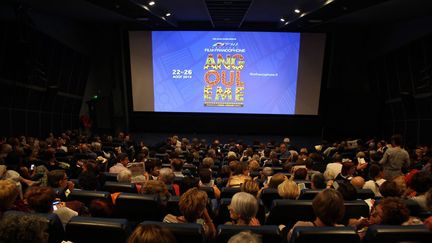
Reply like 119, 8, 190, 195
202, 157, 214, 169
368, 164, 382, 179
230, 192, 258, 223
171, 158, 184, 172
376, 197, 409, 225
199, 169, 212, 184
89, 199, 113, 218
228, 231, 261, 243
0, 214, 48, 243
262, 167, 273, 177
268, 173, 286, 188
241, 180, 259, 198
410, 171, 432, 194
117, 169, 132, 183
0, 179, 19, 210
391, 134, 403, 146
312, 189, 345, 226
117, 153, 129, 163
179, 188, 208, 223
127, 224, 176, 243
337, 182, 358, 201
47, 170, 66, 188
248, 160, 260, 171
392, 175, 407, 195
341, 161, 355, 176
140, 180, 168, 197
24, 186, 56, 213
293, 168, 307, 180
230, 161, 246, 176
311, 173, 326, 189
159, 168, 175, 184
350, 176, 365, 189
379, 181, 402, 197
278, 179, 299, 199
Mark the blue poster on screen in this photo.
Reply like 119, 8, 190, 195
151, 31, 300, 115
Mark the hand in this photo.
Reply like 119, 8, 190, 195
249, 217, 260, 226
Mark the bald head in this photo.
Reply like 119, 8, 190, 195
351, 176, 365, 189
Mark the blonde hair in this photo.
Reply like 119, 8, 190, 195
0, 180, 19, 209
278, 179, 300, 199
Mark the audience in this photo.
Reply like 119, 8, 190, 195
228, 192, 260, 226
0, 214, 48, 243
127, 224, 176, 243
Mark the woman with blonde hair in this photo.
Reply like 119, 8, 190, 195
278, 179, 300, 199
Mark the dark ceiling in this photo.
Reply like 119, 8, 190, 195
2, 0, 432, 31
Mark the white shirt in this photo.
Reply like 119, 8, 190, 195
363, 178, 386, 197
324, 163, 342, 178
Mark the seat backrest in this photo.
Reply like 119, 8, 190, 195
114, 193, 162, 223
298, 189, 323, 200
294, 180, 311, 189
67, 190, 111, 206
266, 200, 315, 229
261, 187, 282, 209
220, 187, 241, 199
215, 198, 232, 225
216, 225, 282, 243
102, 172, 118, 182
65, 216, 130, 243
364, 224, 432, 243
141, 221, 206, 243
290, 226, 360, 243
167, 196, 181, 215
404, 199, 424, 217
356, 189, 374, 199
3, 211, 65, 243
199, 186, 216, 199
103, 181, 137, 193
341, 200, 370, 225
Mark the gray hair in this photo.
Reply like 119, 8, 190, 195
158, 168, 175, 184
230, 192, 258, 223
117, 170, 132, 183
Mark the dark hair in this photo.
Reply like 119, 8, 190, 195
89, 199, 113, 217
127, 224, 176, 243
337, 182, 357, 201
410, 171, 432, 194
47, 170, 66, 188
311, 173, 326, 189
117, 153, 129, 163
391, 134, 403, 146
312, 189, 345, 226
379, 181, 402, 197
171, 158, 184, 172
24, 186, 56, 213
199, 169, 212, 184
78, 171, 98, 190
293, 168, 308, 180
378, 197, 409, 225
368, 164, 382, 179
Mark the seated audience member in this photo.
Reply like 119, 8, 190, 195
227, 162, 251, 187
159, 168, 180, 196
198, 169, 220, 199
293, 168, 308, 180
369, 197, 410, 225
248, 159, 261, 177
259, 167, 273, 187
278, 179, 300, 199
392, 175, 409, 197
77, 161, 99, 190
263, 151, 282, 167
311, 173, 327, 190
0, 179, 21, 216
228, 231, 261, 243
201, 157, 214, 169
228, 192, 260, 226
410, 171, 432, 211
337, 182, 358, 201
140, 180, 171, 206
363, 164, 386, 197
24, 186, 78, 227
350, 176, 365, 189
117, 169, 132, 183
163, 188, 215, 239
241, 180, 260, 198
335, 161, 356, 182
47, 170, 74, 200
379, 181, 402, 198
267, 173, 287, 189
145, 159, 162, 180
324, 154, 343, 179
285, 189, 345, 241
109, 153, 130, 174
127, 224, 176, 243
89, 199, 113, 218
171, 158, 185, 178
0, 214, 48, 243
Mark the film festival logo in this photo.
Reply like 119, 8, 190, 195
203, 40, 245, 107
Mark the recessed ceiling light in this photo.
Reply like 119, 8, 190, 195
280, 18, 285, 22
294, 9, 301, 14
166, 13, 171, 17
148, 1, 155, 6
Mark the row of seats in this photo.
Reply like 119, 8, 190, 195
5, 211, 431, 243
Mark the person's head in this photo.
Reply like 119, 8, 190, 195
0, 214, 48, 243
379, 181, 402, 197
341, 161, 355, 176
293, 168, 308, 180
280, 143, 287, 153
337, 182, 358, 201
24, 186, 56, 213
202, 157, 214, 169
117, 169, 132, 183
278, 180, 300, 199
158, 168, 175, 185
311, 173, 326, 189
350, 176, 365, 189
248, 160, 260, 171
179, 188, 208, 222
229, 192, 258, 225
390, 134, 403, 147
0, 179, 19, 210
241, 180, 260, 198
410, 171, 432, 194
262, 167, 273, 177
199, 169, 212, 184
312, 189, 345, 226
127, 224, 176, 243
228, 231, 261, 243
78, 171, 98, 191
89, 199, 113, 218
140, 180, 169, 198
369, 197, 409, 225
392, 175, 407, 195
268, 173, 287, 188
47, 170, 68, 188
117, 153, 129, 166
368, 164, 383, 180
171, 158, 184, 172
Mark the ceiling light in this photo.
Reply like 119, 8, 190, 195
148, 1, 155, 6
165, 13, 171, 17
294, 9, 301, 14
280, 18, 285, 22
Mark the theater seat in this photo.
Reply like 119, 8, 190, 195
103, 181, 137, 193
67, 190, 111, 206
364, 225, 432, 243
298, 189, 323, 200
141, 221, 206, 243
356, 189, 374, 200
290, 226, 360, 243
215, 198, 231, 225
216, 225, 282, 243
114, 193, 163, 223
220, 187, 241, 198
340, 200, 370, 225
102, 172, 118, 182
261, 187, 282, 209
65, 216, 130, 243
199, 186, 216, 199
266, 200, 315, 229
